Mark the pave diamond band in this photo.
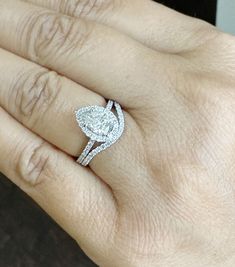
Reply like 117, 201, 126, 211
75, 100, 125, 166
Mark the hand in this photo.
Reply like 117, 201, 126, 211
0, 0, 235, 266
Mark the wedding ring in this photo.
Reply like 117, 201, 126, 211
75, 100, 125, 166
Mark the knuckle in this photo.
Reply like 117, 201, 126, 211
180, 70, 235, 129
13, 70, 61, 129
203, 28, 233, 49
211, 32, 235, 81
63, 0, 122, 19
23, 11, 92, 61
16, 141, 53, 186
178, 19, 218, 53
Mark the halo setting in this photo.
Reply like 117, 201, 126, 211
75, 100, 124, 166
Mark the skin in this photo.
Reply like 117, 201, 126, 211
0, 0, 235, 266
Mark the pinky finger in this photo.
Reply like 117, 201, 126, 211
0, 107, 117, 263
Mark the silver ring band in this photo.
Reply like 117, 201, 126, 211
75, 100, 125, 166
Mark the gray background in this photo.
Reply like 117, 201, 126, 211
217, 0, 235, 35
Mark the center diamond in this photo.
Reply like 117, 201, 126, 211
76, 106, 119, 142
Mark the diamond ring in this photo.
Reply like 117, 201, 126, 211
75, 100, 125, 166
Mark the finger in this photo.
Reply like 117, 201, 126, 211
0, 48, 104, 156
0, 0, 172, 109
23, 0, 217, 53
0, 107, 117, 260
0, 48, 146, 199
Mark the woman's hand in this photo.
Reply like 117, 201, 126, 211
0, 0, 235, 266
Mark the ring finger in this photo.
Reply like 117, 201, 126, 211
0, 48, 145, 197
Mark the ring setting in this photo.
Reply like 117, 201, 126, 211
75, 100, 124, 166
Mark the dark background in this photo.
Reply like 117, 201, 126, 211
0, 1, 217, 267
159, 0, 217, 24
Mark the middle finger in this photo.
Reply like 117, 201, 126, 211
0, 0, 173, 110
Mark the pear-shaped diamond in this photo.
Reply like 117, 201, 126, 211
76, 106, 119, 142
